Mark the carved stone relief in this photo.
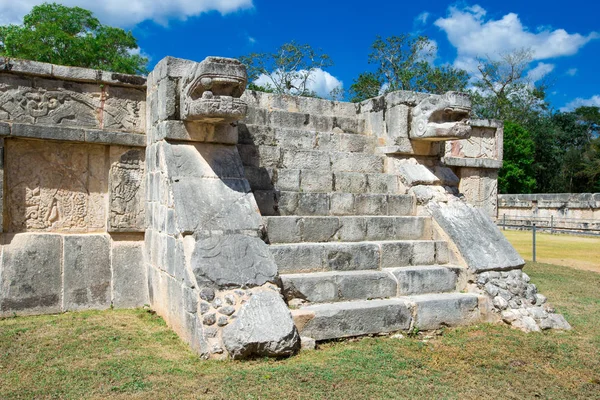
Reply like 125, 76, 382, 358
446, 127, 497, 159
458, 168, 498, 217
410, 91, 472, 141
5, 139, 108, 232
108, 147, 146, 232
0, 75, 145, 132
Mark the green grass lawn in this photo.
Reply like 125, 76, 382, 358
1, 261, 600, 399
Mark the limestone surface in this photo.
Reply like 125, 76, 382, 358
222, 291, 300, 359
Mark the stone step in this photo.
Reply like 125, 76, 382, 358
239, 124, 376, 153
238, 145, 385, 173
271, 240, 449, 274
244, 167, 402, 195
243, 108, 365, 133
265, 216, 432, 244
292, 293, 481, 340
281, 266, 462, 304
254, 191, 415, 217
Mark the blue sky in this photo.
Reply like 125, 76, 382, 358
1, 0, 598, 110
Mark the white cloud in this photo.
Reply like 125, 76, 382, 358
434, 5, 598, 72
415, 12, 430, 25
561, 95, 600, 111
526, 62, 554, 82
247, 36, 256, 45
254, 68, 343, 99
566, 68, 578, 76
0, 0, 253, 27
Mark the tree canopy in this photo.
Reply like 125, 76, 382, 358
0, 3, 147, 75
349, 35, 469, 102
239, 41, 333, 97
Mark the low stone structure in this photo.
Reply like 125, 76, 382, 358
0, 56, 569, 360
498, 193, 600, 234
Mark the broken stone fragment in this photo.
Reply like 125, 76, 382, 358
222, 291, 300, 359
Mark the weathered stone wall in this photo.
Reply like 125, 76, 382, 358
498, 193, 600, 233
0, 58, 148, 316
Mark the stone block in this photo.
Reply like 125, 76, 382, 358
366, 173, 398, 194
281, 273, 338, 303
435, 241, 450, 264
334, 172, 367, 193
265, 217, 302, 244
275, 169, 301, 191
410, 293, 480, 330
192, 234, 278, 288
85, 130, 146, 147
296, 193, 329, 216
330, 193, 355, 215
336, 217, 367, 241
300, 217, 340, 242
412, 241, 436, 265
389, 266, 457, 295
254, 190, 279, 216
331, 153, 383, 173
354, 194, 387, 215
271, 243, 325, 273
397, 164, 440, 187
300, 170, 333, 192
338, 134, 372, 153
244, 166, 274, 190
63, 235, 111, 311
323, 242, 380, 271
282, 150, 330, 170
12, 123, 85, 142
112, 240, 149, 308
0, 122, 10, 136
379, 241, 412, 268
336, 270, 397, 300
434, 166, 459, 186
299, 299, 412, 340
1, 234, 62, 316
388, 195, 415, 216
222, 291, 300, 359
275, 129, 316, 150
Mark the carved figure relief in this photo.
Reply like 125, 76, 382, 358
0, 77, 144, 132
446, 127, 497, 159
459, 169, 498, 217
108, 148, 146, 232
6, 139, 107, 232
410, 91, 472, 141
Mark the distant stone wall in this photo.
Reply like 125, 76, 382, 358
498, 193, 600, 233
0, 58, 148, 316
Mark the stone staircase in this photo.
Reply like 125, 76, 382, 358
238, 93, 483, 341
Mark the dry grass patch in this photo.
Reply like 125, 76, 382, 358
502, 229, 600, 273
1, 262, 599, 399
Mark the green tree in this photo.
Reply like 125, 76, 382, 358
0, 3, 147, 74
470, 49, 549, 125
498, 121, 536, 193
349, 35, 469, 102
239, 41, 333, 97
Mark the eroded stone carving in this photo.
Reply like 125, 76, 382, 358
0, 77, 144, 131
180, 57, 248, 123
410, 91, 471, 141
6, 139, 107, 233
109, 147, 145, 232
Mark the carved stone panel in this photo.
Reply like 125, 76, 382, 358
446, 126, 498, 159
108, 146, 146, 232
5, 138, 108, 233
458, 167, 498, 217
0, 75, 145, 132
